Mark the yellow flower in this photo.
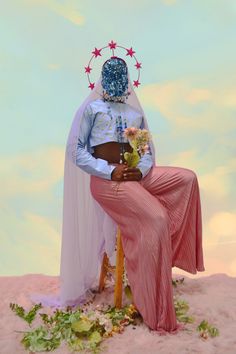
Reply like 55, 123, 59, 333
112, 325, 120, 333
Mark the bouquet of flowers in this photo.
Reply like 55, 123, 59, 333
123, 127, 151, 167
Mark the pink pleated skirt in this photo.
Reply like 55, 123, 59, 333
90, 165, 205, 335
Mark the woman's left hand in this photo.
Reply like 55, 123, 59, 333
123, 167, 142, 181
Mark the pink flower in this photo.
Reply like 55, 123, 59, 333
124, 127, 139, 140
139, 144, 149, 156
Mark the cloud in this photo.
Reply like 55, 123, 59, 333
0, 145, 65, 275
199, 164, 234, 199
174, 241, 236, 277
23, 0, 85, 26
187, 88, 212, 104
167, 143, 236, 199
138, 78, 236, 134
208, 212, 236, 240
0, 146, 64, 199
200, 241, 236, 277
200, 158, 236, 199
220, 88, 236, 107
169, 149, 235, 230
0, 207, 60, 275
139, 79, 211, 109
168, 148, 203, 171
204, 211, 236, 245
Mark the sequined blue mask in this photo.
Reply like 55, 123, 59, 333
101, 57, 128, 97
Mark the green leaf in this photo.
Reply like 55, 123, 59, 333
196, 320, 219, 338
124, 151, 140, 168
21, 326, 61, 351
209, 327, 219, 337
68, 337, 85, 351
89, 331, 102, 344
9, 302, 42, 325
177, 314, 195, 323
71, 318, 93, 333
66, 311, 82, 324
197, 320, 209, 331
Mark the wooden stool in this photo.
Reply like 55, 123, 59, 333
98, 227, 124, 308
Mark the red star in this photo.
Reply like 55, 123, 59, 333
135, 62, 142, 69
92, 47, 102, 58
133, 80, 141, 87
84, 65, 92, 73
88, 82, 95, 90
108, 40, 117, 49
126, 47, 135, 57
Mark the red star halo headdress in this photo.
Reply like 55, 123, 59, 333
84, 40, 142, 90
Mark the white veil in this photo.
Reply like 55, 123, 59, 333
30, 70, 156, 309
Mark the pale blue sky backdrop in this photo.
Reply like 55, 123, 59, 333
1, 0, 236, 277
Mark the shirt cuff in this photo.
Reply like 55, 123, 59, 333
108, 165, 117, 180
136, 154, 153, 178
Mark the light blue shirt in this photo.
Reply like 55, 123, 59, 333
76, 98, 154, 179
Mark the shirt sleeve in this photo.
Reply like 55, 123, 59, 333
136, 116, 154, 178
76, 103, 116, 179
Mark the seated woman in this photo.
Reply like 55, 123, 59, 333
70, 56, 205, 335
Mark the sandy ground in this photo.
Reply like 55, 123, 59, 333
0, 272, 236, 354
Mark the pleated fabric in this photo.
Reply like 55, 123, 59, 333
90, 165, 205, 334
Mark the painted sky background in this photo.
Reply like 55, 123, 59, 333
1, 0, 236, 278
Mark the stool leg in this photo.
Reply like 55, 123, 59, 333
114, 227, 124, 309
98, 252, 109, 292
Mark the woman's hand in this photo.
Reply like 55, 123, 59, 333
123, 167, 142, 181
111, 165, 142, 181
111, 164, 127, 181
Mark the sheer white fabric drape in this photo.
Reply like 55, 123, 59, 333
30, 72, 156, 308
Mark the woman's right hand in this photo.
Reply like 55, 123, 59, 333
111, 164, 127, 181
111, 164, 142, 181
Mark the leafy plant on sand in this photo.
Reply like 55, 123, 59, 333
9, 302, 141, 353
197, 320, 220, 339
9, 302, 42, 325
10, 276, 219, 352
171, 278, 220, 338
